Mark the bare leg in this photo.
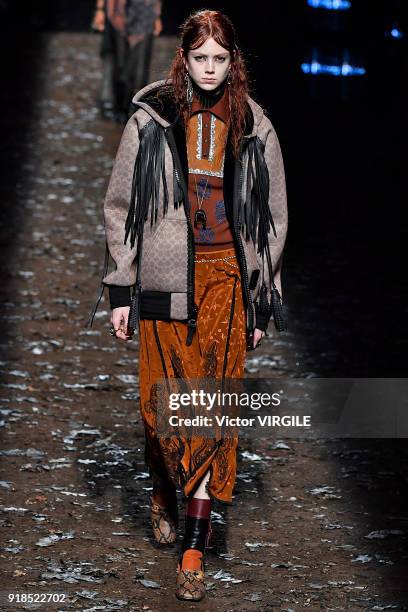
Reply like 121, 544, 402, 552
192, 470, 210, 499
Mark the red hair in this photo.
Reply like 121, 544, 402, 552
164, 9, 250, 158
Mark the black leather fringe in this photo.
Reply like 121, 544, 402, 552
84, 241, 110, 328
271, 285, 287, 331
240, 136, 276, 257
124, 119, 169, 249
240, 136, 287, 332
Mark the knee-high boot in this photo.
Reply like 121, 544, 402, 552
175, 497, 212, 601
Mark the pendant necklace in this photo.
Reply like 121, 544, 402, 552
193, 174, 209, 229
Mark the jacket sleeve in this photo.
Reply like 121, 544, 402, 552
254, 122, 288, 332
102, 115, 140, 305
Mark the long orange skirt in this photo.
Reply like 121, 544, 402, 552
138, 246, 247, 504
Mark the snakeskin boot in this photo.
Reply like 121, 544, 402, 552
150, 475, 178, 545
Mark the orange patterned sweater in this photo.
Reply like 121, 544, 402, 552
186, 85, 235, 252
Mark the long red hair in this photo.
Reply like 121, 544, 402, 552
164, 9, 251, 158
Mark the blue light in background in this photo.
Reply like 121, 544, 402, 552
390, 28, 403, 39
301, 61, 366, 76
307, 0, 351, 9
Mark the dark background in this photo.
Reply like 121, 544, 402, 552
1, 4, 407, 605
1, 0, 407, 377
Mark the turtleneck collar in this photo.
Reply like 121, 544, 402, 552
190, 77, 228, 109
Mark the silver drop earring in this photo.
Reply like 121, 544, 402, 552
227, 69, 232, 85
185, 72, 193, 104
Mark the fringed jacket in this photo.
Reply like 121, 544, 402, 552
87, 79, 288, 344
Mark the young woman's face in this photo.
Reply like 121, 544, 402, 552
182, 36, 231, 91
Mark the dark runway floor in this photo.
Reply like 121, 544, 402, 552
0, 27, 407, 611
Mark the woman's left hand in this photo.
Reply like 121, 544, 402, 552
253, 328, 265, 349
153, 17, 163, 36
91, 8, 105, 32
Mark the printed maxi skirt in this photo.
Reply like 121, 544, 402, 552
138, 246, 247, 504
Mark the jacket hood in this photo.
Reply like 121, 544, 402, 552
132, 78, 266, 138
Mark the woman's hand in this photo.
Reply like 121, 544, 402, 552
92, 7, 105, 32
110, 306, 131, 341
153, 17, 163, 36
253, 328, 265, 349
